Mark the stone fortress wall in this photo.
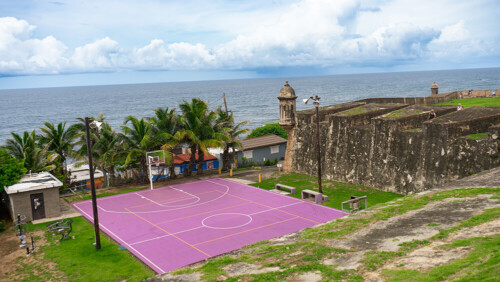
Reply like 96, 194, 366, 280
279, 82, 500, 194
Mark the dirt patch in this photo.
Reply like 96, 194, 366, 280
447, 218, 500, 241
151, 273, 201, 281
323, 251, 365, 270
387, 245, 472, 271
287, 271, 322, 281
223, 262, 280, 277
0, 228, 65, 281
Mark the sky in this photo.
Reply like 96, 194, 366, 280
0, 0, 499, 89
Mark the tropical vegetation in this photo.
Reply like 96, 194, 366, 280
247, 123, 288, 139
1, 98, 249, 188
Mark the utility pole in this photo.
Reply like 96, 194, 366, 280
223, 92, 229, 114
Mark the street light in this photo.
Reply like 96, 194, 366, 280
85, 117, 102, 250
304, 95, 323, 194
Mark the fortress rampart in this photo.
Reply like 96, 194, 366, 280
279, 83, 500, 194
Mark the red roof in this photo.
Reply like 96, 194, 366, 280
173, 153, 217, 165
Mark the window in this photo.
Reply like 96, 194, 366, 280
243, 150, 253, 159
270, 145, 280, 154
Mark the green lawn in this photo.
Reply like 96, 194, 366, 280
436, 97, 500, 107
65, 187, 148, 203
26, 217, 155, 281
251, 172, 403, 211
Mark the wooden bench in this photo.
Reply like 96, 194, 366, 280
275, 184, 296, 194
301, 189, 329, 204
341, 196, 367, 214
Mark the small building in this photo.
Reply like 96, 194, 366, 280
236, 134, 287, 165
148, 152, 220, 180
173, 153, 219, 175
5, 171, 63, 221
67, 164, 106, 188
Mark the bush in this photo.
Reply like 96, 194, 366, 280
248, 124, 288, 140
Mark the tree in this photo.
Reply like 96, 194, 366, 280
121, 115, 155, 182
4, 130, 58, 173
178, 99, 226, 176
215, 109, 249, 171
39, 121, 77, 184
0, 148, 27, 194
247, 123, 288, 139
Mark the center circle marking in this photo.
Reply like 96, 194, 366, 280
202, 213, 253, 229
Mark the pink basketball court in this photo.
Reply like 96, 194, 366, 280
72, 178, 344, 273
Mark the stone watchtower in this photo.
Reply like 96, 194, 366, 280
431, 81, 439, 96
278, 81, 297, 129
278, 81, 297, 172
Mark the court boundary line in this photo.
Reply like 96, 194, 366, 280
216, 177, 341, 212
72, 203, 165, 273
205, 179, 321, 224
193, 216, 300, 246
96, 183, 230, 214
125, 207, 212, 258
129, 189, 221, 209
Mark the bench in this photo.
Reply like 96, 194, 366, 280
341, 196, 367, 214
275, 184, 296, 194
47, 219, 74, 240
301, 189, 329, 204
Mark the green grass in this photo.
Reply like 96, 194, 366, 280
467, 132, 488, 140
252, 172, 403, 211
382, 234, 500, 281
27, 217, 155, 281
386, 109, 422, 118
342, 106, 368, 116
435, 97, 500, 107
65, 187, 148, 203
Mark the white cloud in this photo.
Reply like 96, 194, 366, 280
71, 37, 119, 71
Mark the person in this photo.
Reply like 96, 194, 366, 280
429, 110, 436, 120
457, 103, 463, 111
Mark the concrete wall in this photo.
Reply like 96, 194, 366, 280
286, 102, 500, 194
8, 187, 61, 221
237, 143, 287, 164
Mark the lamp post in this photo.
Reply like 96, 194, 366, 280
303, 95, 322, 194
85, 117, 101, 250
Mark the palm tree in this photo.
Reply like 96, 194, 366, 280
121, 115, 155, 182
3, 131, 36, 160
72, 114, 107, 175
178, 98, 227, 176
39, 121, 77, 182
4, 130, 58, 173
218, 112, 249, 171
92, 123, 124, 186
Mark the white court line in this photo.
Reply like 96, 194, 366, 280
216, 177, 343, 212
95, 180, 230, 214
249, 201, 304, 215
129, 226, 205, 246
72, 203, 166, 274
135, 189, 200, 208
128, 201, 307, 246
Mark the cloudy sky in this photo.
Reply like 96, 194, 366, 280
0, 0, 499, 89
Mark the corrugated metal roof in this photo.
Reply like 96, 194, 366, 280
240, 134, 287, 150
5, 171, 63, 194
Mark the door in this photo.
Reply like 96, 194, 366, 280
31, 193, 46, 220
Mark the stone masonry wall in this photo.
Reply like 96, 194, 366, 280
287, 101, 500, 194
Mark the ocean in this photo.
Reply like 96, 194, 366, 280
1, 68, 499, 143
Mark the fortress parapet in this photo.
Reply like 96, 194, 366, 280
280, 81, 500, 194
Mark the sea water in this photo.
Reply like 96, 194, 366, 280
1, 68, 499, 143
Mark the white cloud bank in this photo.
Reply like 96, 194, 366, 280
0, 0, 498, 76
